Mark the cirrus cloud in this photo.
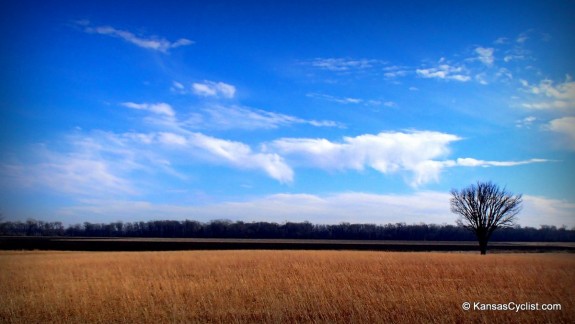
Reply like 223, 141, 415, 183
78, 20, 193, 53
186, 105, 341, 130
416, 61, 471, 82
192, 80, 236, 98
475, 47, 495, 66
305, 57, 385, 72
520, 77, 575, 110
122, 102, 175, 117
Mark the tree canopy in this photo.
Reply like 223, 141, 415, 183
451, 181, 522, 254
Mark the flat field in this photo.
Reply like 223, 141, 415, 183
1, 251, 573, 323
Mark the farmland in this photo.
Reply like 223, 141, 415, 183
1, 251, 573, 323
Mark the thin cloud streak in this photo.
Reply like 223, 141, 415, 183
192, 81, 236, 98
122, 102, 176, 117
451, 158, 550, 167
78, 20, 193, 53
520, 77, 575, 110
475, 47, 495, 66
187, 105, 342, 130
305, 58, 385, 72
307, 93, 391, 107
416, 64, 470, 82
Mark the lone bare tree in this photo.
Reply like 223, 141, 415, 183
450, 181, 522, 255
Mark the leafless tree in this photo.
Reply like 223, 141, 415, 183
450, 181, 522, 255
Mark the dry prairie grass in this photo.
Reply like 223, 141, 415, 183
0, 251, 573, 323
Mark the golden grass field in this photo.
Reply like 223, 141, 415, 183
1, 250, 573, 323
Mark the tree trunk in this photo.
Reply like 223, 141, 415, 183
479, 238, 488, 255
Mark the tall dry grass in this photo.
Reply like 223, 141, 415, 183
0, 251, 573, 323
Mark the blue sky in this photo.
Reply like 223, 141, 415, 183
1, 0, 574, 227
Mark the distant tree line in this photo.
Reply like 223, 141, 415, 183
0, 219, 574, 242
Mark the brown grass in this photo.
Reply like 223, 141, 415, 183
1, 251, 573, 323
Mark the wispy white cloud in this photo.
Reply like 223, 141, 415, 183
170, 81, 186, 93
515, 116, 537, 128
452, 158, 549, 167
122, 102, 176, 117
299, 31, 547, 91
307, 93, 363, 104
186, 105, 341, 130
192, 80, 236, 98
516, 33, 529, 44
306, 93, 390, 107
497, 30, 549, 66
188, 133, 293, 183
124, 129, 294, 183
416, 60, 471, 82
2, 133, 144, 197
503, 54, 526, 63
303, 54, 503, 85
384, 70, 409, 78
35, 156, 134, 195
6, 129, 295, 195
109, 130, 294, 183
125, 130, 294, 183
79, 21, 193, 53
172, 82, 340, 129
546, 117, 575, 150
474, 47, 495, 66
311, 58, 378, 71
112, 99, 341, 182
514, 30, 548, 45
157, 132, 187, 146
520, 76, 575, 110
495, 68, 513, 81
306, 57, 384, 72
474, 73, 489, 85
383, 65, 411, 79
502, 42, 531, 64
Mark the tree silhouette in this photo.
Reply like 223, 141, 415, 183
450, 181, 522, 255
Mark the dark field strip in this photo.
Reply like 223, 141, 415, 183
1, 236, 574, 252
